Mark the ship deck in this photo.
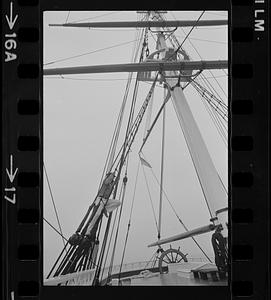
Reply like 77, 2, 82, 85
106, 261, 228, 286
127, 273, 227, 286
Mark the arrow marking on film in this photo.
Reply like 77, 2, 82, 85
6, 155, 18, 183
5, 2, 18, 30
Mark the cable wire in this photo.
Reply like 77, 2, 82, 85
118, 160, 140, 280
201, 92, 228, 146
71, 11, 121, 23
65, 11, 70, 23
141, 163, 159, 232
44, 39, 141, 66
43, 163, 66, 250
175, 35, 227, 45
43, 217, 68, 242
177, 11, 205, 50
140, 153, 213, 263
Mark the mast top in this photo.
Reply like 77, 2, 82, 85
136, 11, 167, 14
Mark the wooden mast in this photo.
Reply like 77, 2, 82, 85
44, 14, 228, 284
148, 30, 228, 247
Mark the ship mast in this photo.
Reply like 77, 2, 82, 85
45, 12, 228, 240
44, 11, 228, 285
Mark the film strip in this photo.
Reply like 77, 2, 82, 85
2, 1, 269, 299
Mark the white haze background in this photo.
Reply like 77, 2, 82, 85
43, 11, 228, 277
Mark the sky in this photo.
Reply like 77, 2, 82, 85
43, 10, 228, 278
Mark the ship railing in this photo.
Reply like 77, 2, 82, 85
101, 257, 210, 279
44, 268, 96, 286
101, 261, 157, 278
43, 257, 213, 285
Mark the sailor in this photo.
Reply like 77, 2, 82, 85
97, 172, 115, 199
85, 173, 121, 238
211, 225, 227, 278
68, 232, 83, 246
68, 173, 121, 246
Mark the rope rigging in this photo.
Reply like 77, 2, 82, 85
104, 156, 133, 282
222, 69, 228, 76
117, 160, 140, 280
65, 11, 70, 24
139, 89, 171, 152
143, 85, 155, 136
44, 39, 141, 66
140, 153, 213, 263
97, 27, 150, 179
191, 80, 228, 122
207, 70, 227, 99
170, 15, 227, 107
46, 11, 228, 284
152, 12, 190, 62
161, 92, 214, 219
158, 88, 167, 240
43, 163, 66, 250
101, 75, 160, 283
177, 11, 205, 50
109, 12, 224, 277
153, 10, 205, 63
47, 24, 148, 279
43, 217, 68, 242
105, 72, 160, 175
141, 162, 159, 231
101, 25, 169, 284
143, 251, 158, 270
100, 203, 120, 280
117, 86, 170, 278
165, 18, 228, 147
195, 78, 228, 144
116, 76, 219, 271
100, 180, 125, 280
71, 11, 121, 23
200, 93, 228, 146
198, 73, 227, 105
175, 35, 227, 45
100, 35, 144, 193
151, 10, 227, 126
98, 27, 143, 186
189, 75, 228, 147
106, 175, 128, 282
93, 18, 162, 284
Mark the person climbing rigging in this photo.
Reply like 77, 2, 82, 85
68, 172, 121, 246
85, 172, 120, 239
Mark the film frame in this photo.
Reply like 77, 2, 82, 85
2, 0, 270, 299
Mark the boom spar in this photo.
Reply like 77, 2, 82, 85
49, 20, 227, 28
44, 60, 228, 76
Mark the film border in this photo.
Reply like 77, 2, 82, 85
1, 1, 270, 300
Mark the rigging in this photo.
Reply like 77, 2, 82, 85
44, 10, 228, 285
44, 39, 141, 66
140, 153, 213, 263
43, 163, 66, 250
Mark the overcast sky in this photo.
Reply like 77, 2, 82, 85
43, 10, 228, 278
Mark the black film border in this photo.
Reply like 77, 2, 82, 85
1, 1, 270, 300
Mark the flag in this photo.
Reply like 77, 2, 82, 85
105, 199, 121, 213
140, 157, 152, 168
